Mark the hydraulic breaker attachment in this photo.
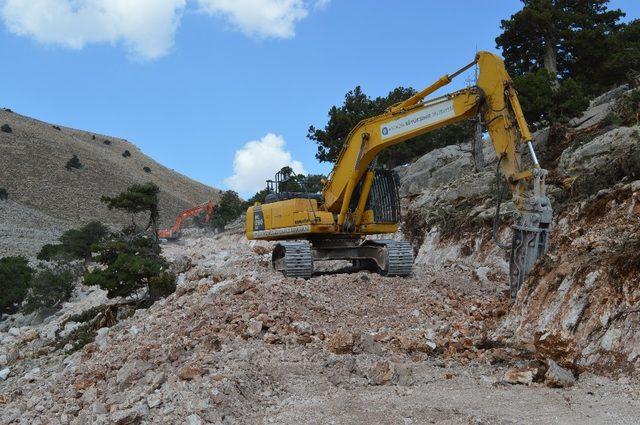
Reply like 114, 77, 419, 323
509, 169, 553, 297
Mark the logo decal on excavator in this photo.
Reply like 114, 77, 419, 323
381, 99, 455, 140
253, 207, 265, 231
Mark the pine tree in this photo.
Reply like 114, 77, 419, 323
496, 0, 625, 93
101, 183, 160, 242
308, 86, 473, 167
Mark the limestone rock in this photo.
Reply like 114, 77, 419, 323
558, 126, 640, 177
368, 361, 394, 386
116, 360, 154, 389
544, 360, 576, 388
503, 368, 534, 385
326, 331, 354, 354
178, 365, 204, 381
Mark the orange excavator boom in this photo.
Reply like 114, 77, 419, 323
158, 200, 215, 240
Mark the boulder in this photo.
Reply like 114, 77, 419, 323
116, 360, 154, 389
326, 330, 354, 354
503, 368, 534, 385
569, 85, 629, 130
558, 126, 640, 176
544, 360, 576, 388
400, 145, 475, 197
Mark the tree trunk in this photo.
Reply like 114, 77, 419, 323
472, 116, 485, 172
544, 42, 560, 91
148, 207, 160, 245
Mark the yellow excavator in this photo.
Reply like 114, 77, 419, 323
246, 51, 552, 295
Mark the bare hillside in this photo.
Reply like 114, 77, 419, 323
0, 108, 221, 256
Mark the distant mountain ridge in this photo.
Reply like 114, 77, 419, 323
0, 108, 221, 256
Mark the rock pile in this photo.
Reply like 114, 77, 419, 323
1, 230, 639, 423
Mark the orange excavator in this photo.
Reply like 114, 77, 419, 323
158, 201, 215, 240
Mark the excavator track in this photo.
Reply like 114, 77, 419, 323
371, 239, 414, 276
272, 242, 314, 279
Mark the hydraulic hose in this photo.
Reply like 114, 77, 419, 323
492, 156, 513, 251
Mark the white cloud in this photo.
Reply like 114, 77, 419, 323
224, 133, 305, 196
197, 0, 307, 38
314, 0, 330, 10
1, 0, 187, 60
1, 0, 329, 59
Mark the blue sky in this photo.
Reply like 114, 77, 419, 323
1, 0, 638, 197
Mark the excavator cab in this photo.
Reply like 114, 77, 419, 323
262, 167, 322, 204
346, 169, 401, 231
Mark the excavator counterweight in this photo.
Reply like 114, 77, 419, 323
245, 52, 552, 296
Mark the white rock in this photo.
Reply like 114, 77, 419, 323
473, 266, 492, 286
8, 327, 19, 337
95, 327, 110, 351
247, 319, 263, 337
147, 393, 162, 408
24, 367, 41, 382
545, 360, 576, 388
186, 414, 203, 425
291, 321, 312, 335
0, 367, 10, 380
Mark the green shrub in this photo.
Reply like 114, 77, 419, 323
23, 267, 76, 314
149, 272, 177, 301
1, 124, 12, 133
103, 139, 111, 145
65, 154, 83, 171
85, 234, 174, 300
0, 257, 34, 315
92, 135, 96, 140
513, 70, 589, 127
122, 150, 131, 158
38, 221, 108, 265
143, 166, 151, 173
61, 221, 109, 263
101, 183, 160, 239
0, 188, 7, 201
210, 190, 245, 231
37, 244, 69, 261
52, 125, 61, 131
601, 112, 623, 127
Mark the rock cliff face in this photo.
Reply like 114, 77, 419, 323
400, 86, 640, 376
502, 180, 640, 375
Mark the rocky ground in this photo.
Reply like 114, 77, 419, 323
402, 84, 640, 378
0, 232, 639, 424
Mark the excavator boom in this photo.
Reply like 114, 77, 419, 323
159, 201, 215, 240
246, 52, 552, 295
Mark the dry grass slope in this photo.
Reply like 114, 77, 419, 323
0, 109, 221, 256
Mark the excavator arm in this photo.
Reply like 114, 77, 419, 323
324, 52, 537, 224
159, 201, 215, 240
